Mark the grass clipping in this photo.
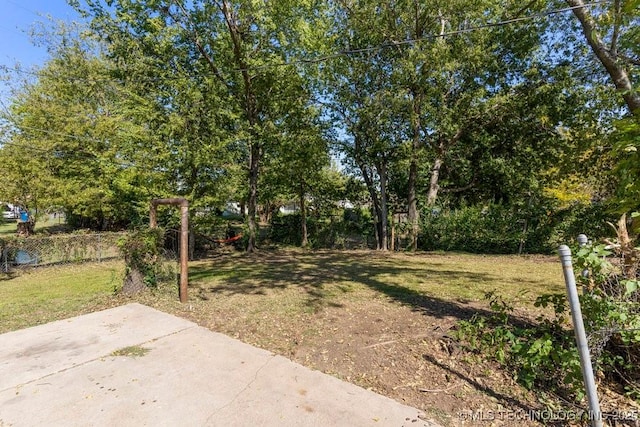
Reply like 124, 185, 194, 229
111, 345, 150, 358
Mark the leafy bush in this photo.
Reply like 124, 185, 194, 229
455, 292, 583, 399
117, 227, 164, 287
269, 212, 305, 246
419, 204, 530, 253
542, 203, 615, 251
419, 202, 613, 254
269, 208, 375, 249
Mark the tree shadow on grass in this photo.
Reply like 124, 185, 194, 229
189, 250, 537, 325
421, 354, 555, 422
191, 249, 547, 413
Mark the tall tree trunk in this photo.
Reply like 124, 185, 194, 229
247, 143, 259, 252
566, 0, 640, 115
407, 90, 421, 251
246, 148, 261, 252
427, 129, 464, 206
299, 182, 308, 247
221, 0, 260, 252
390, 214, 396, 251
427, 144, 445, 206
377, 160, 389, 251
354, 132, 384, 249
407, 153, 419, 248
358, 161, 383, 249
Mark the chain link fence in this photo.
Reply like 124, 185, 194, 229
1, 232, 126, 273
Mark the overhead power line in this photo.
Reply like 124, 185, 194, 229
0, 1, 606, 85
0, 1, 608, 157
240, 1, 609, 72
3, 0, 44, 18
0, 138, 141, 170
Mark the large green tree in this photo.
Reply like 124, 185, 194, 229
0, 36, 161, 229
551, 0, 640, 211
261, 109, 330, 247
563, 0, 640, 115
327, 46, 402, 250
327, 0, 574, 249
74, 0, 330, 251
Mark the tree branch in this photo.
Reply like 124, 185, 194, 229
565, 0, 640, 115
169, 1, 231, 90
610, 0, 621, 57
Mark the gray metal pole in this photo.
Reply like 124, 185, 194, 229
577, 234, 588, 246
558, 245, 603, 427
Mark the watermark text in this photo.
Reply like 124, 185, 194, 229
458, 409, 639, 422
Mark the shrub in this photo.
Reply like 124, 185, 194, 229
542, 203, 615, 251
455, 215, 640, 403
419, 204, 528, 254
269, 208, 375, 249
270, 213, 305, 246
419, 202, 613, 254
117, 227, 164, 291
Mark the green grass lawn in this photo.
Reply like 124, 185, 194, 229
0, 248, 621, 424
0, 261, 124, 333
0, 221, 16, 236
188, 250, 565, 311
0, 249, 566, 334
0, 215, 68, 237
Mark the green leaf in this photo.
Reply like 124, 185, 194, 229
625, 280, 640, 296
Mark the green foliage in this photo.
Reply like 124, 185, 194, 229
611, 116, 640, 212
543, 203, 615, 250
419, 202, 614, 254
269, 213, 305, 246
269, 209, 374, 249
419, 204, 533, 254
325, 0, 588, 251
456, 236, 640, 403
0, 0, 626, 246
0, 27, 166, 229
117, 228, 164, 287
456, 292, 583, 400
72, 0, 333, 249
1, 232, 122, 266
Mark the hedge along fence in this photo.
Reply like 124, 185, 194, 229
418, 203, 615, 255
1, 232, 126, 273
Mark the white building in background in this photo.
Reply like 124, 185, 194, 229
1, 202, 19, 220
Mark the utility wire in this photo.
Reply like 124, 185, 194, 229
0, 138, 145, 170
0, 1, 607, 85
239, 2, 610, 72
0, 0, 609, 158
2, 0, 45, 18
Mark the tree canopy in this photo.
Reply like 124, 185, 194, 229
0, 0, 636, 248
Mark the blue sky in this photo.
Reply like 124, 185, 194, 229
1, 0, 81, 102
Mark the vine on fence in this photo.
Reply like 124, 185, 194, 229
1, 232, 124, 272
117, 228, 165, 293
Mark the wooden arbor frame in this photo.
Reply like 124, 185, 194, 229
150, 198, 189, 303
